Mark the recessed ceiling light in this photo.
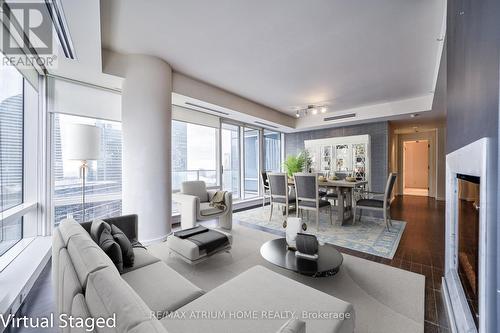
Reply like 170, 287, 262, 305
411, 114, 419, 118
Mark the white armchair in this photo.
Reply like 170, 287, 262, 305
173, 181, 233, 230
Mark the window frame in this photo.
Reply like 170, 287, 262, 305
0, 70, 42, 270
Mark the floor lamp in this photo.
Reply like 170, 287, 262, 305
66, 124, 101, 223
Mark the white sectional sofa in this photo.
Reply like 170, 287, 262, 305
52, 215, 354, 333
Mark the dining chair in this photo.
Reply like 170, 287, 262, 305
354, 173, 397, 231
261, 171, 270, 207
268, 173, 296, 220
293, 173, 332, 231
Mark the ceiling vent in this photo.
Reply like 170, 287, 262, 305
323, 113, 356, 122
254, 121, 278, 129
45, 0, 76, 59
185, 102, 229, 115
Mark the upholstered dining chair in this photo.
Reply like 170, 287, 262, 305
354, 173, 397, 231
261, 171, 270, 207
268, 173, 295, 220
293, 173, 333, 231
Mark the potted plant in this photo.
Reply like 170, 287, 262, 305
283, 150, 312, 179
283, 154, 305, 179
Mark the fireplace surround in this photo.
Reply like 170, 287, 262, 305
443, 138, 495, 333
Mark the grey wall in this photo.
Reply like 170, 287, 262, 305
446, 0, 499, 154
285, 122, 389, 192
447, 0, 499, 331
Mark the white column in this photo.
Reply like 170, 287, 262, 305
122, 55, 172, 243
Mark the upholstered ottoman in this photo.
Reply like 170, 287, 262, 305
166, 228, 233, 264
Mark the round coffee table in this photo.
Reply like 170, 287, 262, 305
260, 238, 343, 277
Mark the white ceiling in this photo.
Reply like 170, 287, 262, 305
100, 0, 446, 117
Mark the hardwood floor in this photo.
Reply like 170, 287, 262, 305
330, 195, 449, 332
11, 195, 448, 332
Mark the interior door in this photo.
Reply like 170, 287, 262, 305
403, 140, 429, 189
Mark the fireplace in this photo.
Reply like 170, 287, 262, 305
443, 138, 494, 333
456, 174, 479, 327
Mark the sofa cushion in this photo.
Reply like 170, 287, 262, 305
67, 233, 116, 287
181, 181, 208, 203
58, 249, 83, 333
98, 228, 124, 273
85, 266, 158, 333
111, 224, 135, 267
122, 262, 204, 314
90, 219, 110, 243
70, 294, 94, 333
52, 228, 66, 311
199, 202, 224, 216
121, 247, 161, 274
161, 265, 354, 333
277, 319, 306, 333
59, 219, 89, 246
127, 321, 166, 333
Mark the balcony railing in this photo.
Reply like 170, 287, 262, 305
172, 169, 218, 191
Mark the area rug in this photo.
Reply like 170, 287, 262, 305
149, 223, 424, 333
234, 205, 406, 259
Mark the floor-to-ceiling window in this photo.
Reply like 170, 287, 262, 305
172, 119, 219, 213
0, 58, 24, 256
243, 127, 260, 199
52, 114, 123, 224
172, 120, 218, 190
171, 106, 282, 216
263, 130, 282, 172
221, 123, 240, 199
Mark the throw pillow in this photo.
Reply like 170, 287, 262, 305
111, 224, 135, 267
99, 228, 124, 273
90, 219, 111, 243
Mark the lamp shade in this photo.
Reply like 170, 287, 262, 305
65, 124, 101, 160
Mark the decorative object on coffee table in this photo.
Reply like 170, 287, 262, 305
295, 233, 319, 260
283, 217, 307, 250
260, 238, 343, 277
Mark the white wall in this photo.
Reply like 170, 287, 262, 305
102, 49, 295, 128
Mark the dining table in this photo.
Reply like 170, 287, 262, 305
288, 179, 368, 225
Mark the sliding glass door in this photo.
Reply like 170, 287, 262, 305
264, 130, 282, 172
221, 123, 240, 199
243, 127, 260, 199
171, 113, 282, 212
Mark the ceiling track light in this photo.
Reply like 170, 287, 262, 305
294, 104, 328, 118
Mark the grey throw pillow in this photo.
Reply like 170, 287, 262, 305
90, 219, 110, 242
111, 224, 135, 267
99, 227, 124, 273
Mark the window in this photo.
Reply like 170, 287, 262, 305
172, 120, 218, 213
172, 120, 218, 191
171, 110, 282, 216
0, 57, 24, 256
264, 130, 281, 172
221, 123, 240, 199
243, 127, 260, 199
52, 114, 122, 224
